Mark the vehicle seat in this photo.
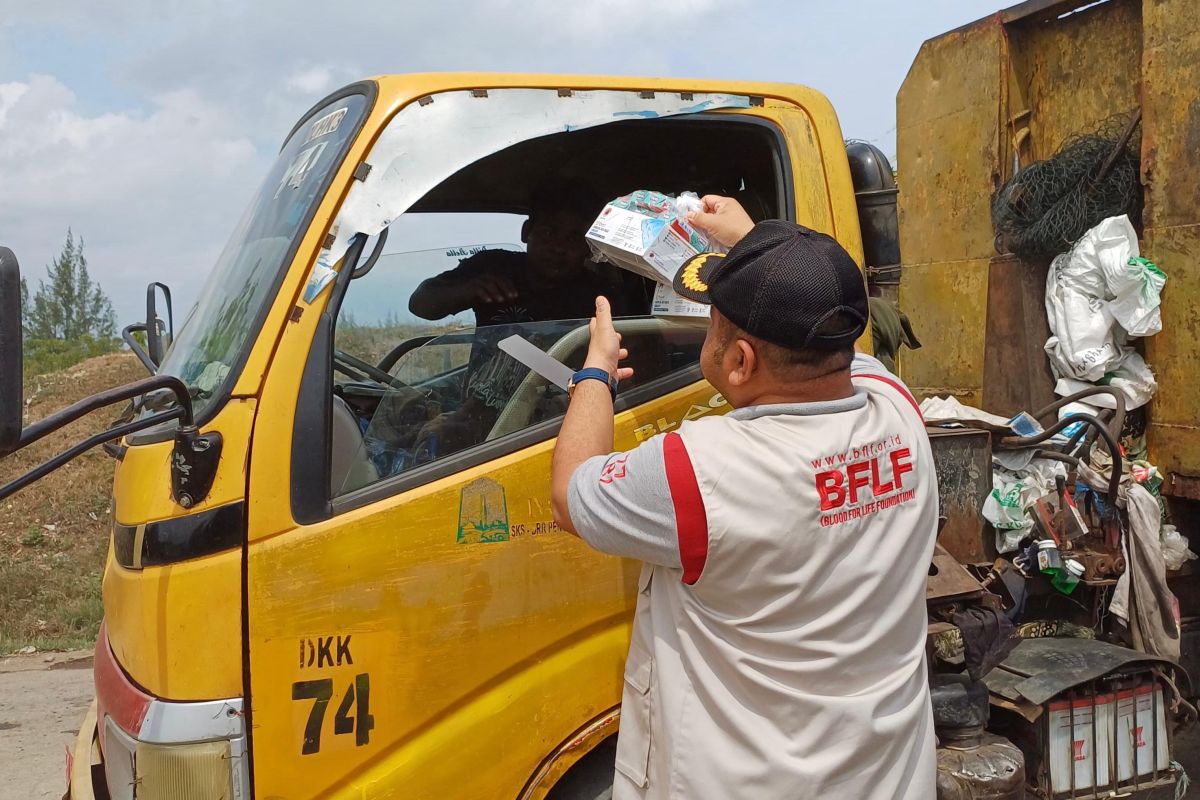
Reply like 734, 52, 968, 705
331, 395, 378, 495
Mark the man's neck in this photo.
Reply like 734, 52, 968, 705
734, 369, 855, 408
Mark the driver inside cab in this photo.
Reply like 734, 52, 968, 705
405, 179, 647, 459
409, 180, 644, 325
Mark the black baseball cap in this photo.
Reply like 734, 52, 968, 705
672, 220, 869, 351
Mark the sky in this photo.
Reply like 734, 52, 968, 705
0, 0, 1005, 326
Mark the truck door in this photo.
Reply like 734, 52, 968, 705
241, 83, 827, 799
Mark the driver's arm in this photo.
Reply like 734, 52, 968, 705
409, 256, 518, 320
408, 270, 476, 320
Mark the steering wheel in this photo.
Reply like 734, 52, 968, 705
333, 348, 412, 392
487, 317, 674, 440
377, 335, 436, 374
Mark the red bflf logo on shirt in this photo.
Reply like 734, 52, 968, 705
1073, 740, 1087, 762
599, 455, 629, 484
813, 439, 917, 527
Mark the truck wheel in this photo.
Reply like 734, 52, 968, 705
545, 736, 616, 800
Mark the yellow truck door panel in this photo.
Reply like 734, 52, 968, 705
247, 383, 724, 798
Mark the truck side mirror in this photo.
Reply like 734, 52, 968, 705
145, 282, 173, 366
0, 247, 24, 455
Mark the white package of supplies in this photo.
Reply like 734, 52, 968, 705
586, 190, 711, 285
651, 283, 710, 320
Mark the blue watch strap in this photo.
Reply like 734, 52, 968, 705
570, 367, 617, 399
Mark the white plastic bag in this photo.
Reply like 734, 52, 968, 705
1161, 524, 1198, 572
1044, 215, 1166, 383
919, 396, 1014, 429
1044, 256, 1122, 381
984, 459, 1068, 553
984, 472, 1033, 553
1053, 348, 1157, 410
1109, 256, 1166, 336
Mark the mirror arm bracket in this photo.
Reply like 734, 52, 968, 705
121, 323, 158, 374
171, 428, 222, 509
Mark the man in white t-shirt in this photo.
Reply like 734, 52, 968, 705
550, 196, 938, 799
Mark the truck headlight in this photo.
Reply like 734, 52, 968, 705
105, 717, 240, 800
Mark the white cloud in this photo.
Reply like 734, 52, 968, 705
0, 75, 261, 323
286, 65, 335, 96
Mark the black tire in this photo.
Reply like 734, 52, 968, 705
545, 737, 616, 800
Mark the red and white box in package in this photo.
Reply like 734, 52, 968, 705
586, 190, 713, 320
651, 284, 710, 321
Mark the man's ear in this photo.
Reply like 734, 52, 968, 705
727, 338, 757, 387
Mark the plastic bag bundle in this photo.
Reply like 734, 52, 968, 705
1052, 349, 1157, 410
1161, 524, 1198, 572
1044, 215, 1165, 408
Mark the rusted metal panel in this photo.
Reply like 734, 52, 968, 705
927, 543, 987, 604
897, 23, 1004, 266
899, 258, 991, 407
1143, 224, 1200, 485
897, 18, 1002, 406
929, 427, 994, 565
1141, 0, 1200, 231
1006, 0, 1142, 168
1141, 0, 1200, 489
982, 254, 1058, 417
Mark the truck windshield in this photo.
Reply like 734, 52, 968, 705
154, 92, 369, 419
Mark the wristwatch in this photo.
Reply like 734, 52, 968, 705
567, 367, 618, 400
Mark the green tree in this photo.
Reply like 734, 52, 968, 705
19, 276, 29, 330
22, 231, 119, 376
26, 231, 116, 341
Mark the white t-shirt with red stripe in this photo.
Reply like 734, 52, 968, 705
568, 354, 938, 800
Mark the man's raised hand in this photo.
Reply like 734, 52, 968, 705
584, 296, 634, 383
687, 195, 755, 249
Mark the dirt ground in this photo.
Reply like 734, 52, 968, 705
0, 651, 93, 800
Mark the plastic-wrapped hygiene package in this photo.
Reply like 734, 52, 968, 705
587, 190, 712, 320
586, 190, 711, 284
650, 283, 711, 320
1161, 524, 1198, 572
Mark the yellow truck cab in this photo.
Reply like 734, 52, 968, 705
0, 74, 869, 799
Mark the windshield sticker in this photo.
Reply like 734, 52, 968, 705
275, 141, 328, 199
457, 477, 510, 544
303, 251, 338, 304
305, 108, 348, 143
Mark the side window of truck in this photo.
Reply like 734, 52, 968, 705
329, 224, 709, 497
